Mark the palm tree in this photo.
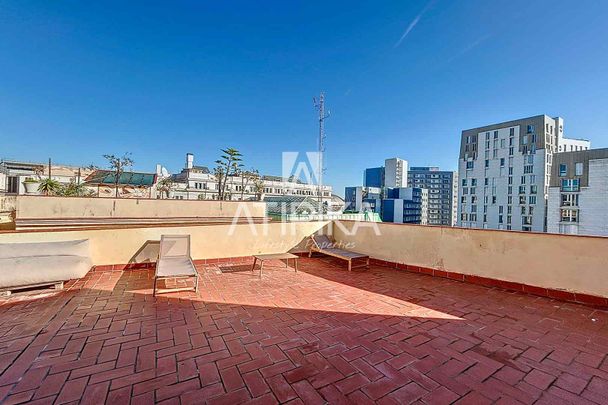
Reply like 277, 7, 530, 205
156, 177, 175, 199
38, 178, 62, 196
58, 181, 92, 197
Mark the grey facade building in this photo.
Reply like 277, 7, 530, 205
457, 115, 590, 232
407, 167, 458, 226
547, 148, 608, 236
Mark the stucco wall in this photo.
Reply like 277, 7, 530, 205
332, 221, 608, 298
15, 195, 266, 219
0, 221, 328, 265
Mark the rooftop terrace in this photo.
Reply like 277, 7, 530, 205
1, 257, 607, 404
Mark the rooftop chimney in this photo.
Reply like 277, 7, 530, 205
186, 153, 194, 169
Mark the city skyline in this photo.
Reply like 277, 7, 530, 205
2, 1, 608, 196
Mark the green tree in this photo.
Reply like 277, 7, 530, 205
37, 178, 62, 196
214, 148, 242, 200
103, 153, 134, 198
58, 180, 93, 197
156, 177, 175, 199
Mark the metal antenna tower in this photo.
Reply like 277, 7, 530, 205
313, 92, 330, 209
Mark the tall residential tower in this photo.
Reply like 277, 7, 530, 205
457, 115, 589, 232
408, 167, 458, 226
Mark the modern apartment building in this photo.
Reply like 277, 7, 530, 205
547, 148, 608, 236
382, 187, 428, 224
384, 158, 408, 188
170, 153, 333, 204
345, 186, 382, 213
457, 115, 590, 232
408, 167, 458, 226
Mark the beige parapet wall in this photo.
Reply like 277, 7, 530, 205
331, 221, 608, 298
0, 222, 328, 265
15, 195, 266, 220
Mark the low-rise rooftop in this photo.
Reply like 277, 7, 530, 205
1, 257, 606, 404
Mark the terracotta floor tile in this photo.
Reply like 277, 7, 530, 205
0, 258, 606, 403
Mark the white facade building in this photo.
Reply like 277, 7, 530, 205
547, 148, 608, 236
169, 154, 333, 205
384, 158, 408, 188
457, 115, 590, 232
0, 160, 93, 195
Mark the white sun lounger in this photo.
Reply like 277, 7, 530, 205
154, 235, 199, 296
309, 234, 370, 271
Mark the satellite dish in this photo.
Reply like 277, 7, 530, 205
160, 167, 170, 177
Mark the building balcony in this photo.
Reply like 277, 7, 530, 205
0, 211, 607, 403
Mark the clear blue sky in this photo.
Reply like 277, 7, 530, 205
1, 1, 607, 196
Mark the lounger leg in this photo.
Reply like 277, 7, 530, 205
251, 257, 257, 272
348, 260, 352, 272
308, 250, 312, 258
295, 258, 298, 273
194, 274, 199, 293
153, 277, 157, 297
366, 258, 370, 268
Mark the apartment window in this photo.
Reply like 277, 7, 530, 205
522, 135, 528, 144
561, 193, 579, 207
500, 139, 506, 148
484, 178, 489, 186
559, 164, 567, 177
462, 179, 467, 187
509, 147, 514, 156
527, 124, 535, 133
510, 128, 515, 136
471, 178, 477, 186
529, 195, 537, 205
461, 196, 467, 204
561, 209, 578, 223
561, 179, 580, 192
462, 187, 468, 195
485, 160, 489, 168
519, 195, 526, 204
486, 132, 490, 140
530, 185, 537, 194
493, 131, 498, 139
492, 196, 497, 204
508, 177, 513, 185
521, 176, 526, 185
500, 158, 505, 167
466, 161, 474, 170
507, 196, 512, 205
508, 186, 512, 195
508, 167, 513, 175
524, 165, 534, 174
575, 162, 583, 176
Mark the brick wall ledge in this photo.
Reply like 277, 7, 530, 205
91, 254, 608, 308
368, 258, 608, 308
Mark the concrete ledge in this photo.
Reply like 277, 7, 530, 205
369, 258, 608, 308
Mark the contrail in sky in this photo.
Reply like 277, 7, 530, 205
394, 0, 435, 48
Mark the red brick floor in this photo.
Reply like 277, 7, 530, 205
1, 257, 608, 404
